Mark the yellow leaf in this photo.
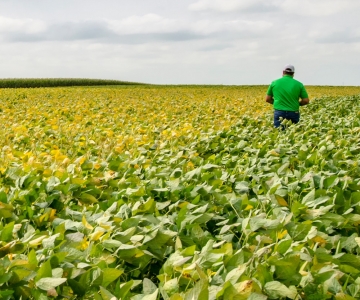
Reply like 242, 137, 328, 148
61, 158, 71, 166
29, 236, 47, 247
49, 209, 57, 222
82, 216, 94, 230
312, 236, 327, 245
75, 156, 86, 165
269, 149, 280, 156
234, 280, 253, 294
71, 178, 86, 185
114, 145, 124, 153
99, 223, 112, 230
244, 204, 253, 211
54, 171, 64, 178
113, 217, 122, 223
178, 202, 189, 209
135, 251, 145, 258
89, 230, 104, 241
186, 161, 194, 169
43, 169, 52, 177
275, 195, 288, 207
79, 237, 89, 250
277, 230, 288, 239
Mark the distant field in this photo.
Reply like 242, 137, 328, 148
0, 78, 144, 88
1, 85, 360, 299
1, 84, 359, 172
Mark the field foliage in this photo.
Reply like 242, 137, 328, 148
0, 79, 143, 89
0, 85, 360, 299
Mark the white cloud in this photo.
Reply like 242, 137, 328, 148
311, 30, 360, 44
188, 0, 278, 12
109, 14, 273, 40
192, 19, 273, 35
190, 0, 258, 12
0, 16, 46, 34
189, 0, 360, 17
108, 14, 183, 34
0, 1, 359, 85
280, 0, 360, 16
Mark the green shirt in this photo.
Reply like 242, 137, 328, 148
267, 75, 308, 111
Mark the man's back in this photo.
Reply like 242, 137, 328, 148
267, 75, 308, 111
265, 64, 310, 128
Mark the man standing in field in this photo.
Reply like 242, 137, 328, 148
266, 64, 310, 128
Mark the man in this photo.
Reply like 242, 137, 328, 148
266, 64, 309, 128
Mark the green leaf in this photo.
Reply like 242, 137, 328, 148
46, 176, 60, 192
249, 218, 267, 232
184, 279, 208, 300
50, 252, 67, 267
91, 267, 103, 286
15, 286, 32, 299
334, 293, 357, 300
0, 290, 14, 298
42, 233, 60, 249
1, 222, 14, 242
52, 268, 64, 278
285, 223, 312, 241
118, 280, 133, 299
0, 272, 12, 285
0, 191, 8, 203
68, 279, 86, 297
102, 268, 124, 288
176, 203, 188, 230
79, 193, 98, 204
338, 254, 360, 268
143, 229, 176, 250
324, 276, 342, 294
116, 244, 144, 260
264, 281, 297, 299
225, 264, 247, 285
323, 175, 339, 189
276, 239, 292, 255
322, 213, 345, 226
143, 278, 157, 294
142, 289, 159, 300
302, 189, 315, 204
28, 249, 38, 266
184, 265, 208, 300
202, 163, 219, 170
100, 286, 117, 300
132, 198, 155, 215
35, 259, 52, 282
351, 192, 360, 204
35, 277, 67, 290
248, 293, 268, 300
0, 202, 13, 218
162, 278, 179, 295
10, 269, 32, 284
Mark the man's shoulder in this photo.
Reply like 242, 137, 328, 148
292, 78, 304, 85
276, 77, 305, 87
271, 77, 283, 84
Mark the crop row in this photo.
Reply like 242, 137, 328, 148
0, 78, 144, 89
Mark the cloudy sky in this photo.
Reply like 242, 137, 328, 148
0, 0, 359, 85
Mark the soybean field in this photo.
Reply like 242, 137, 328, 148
1, 85, 360, 299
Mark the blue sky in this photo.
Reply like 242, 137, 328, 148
0, 0, 359, 85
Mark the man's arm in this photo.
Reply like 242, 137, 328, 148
265, 95, 274, 104
299, 98, 309, 106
